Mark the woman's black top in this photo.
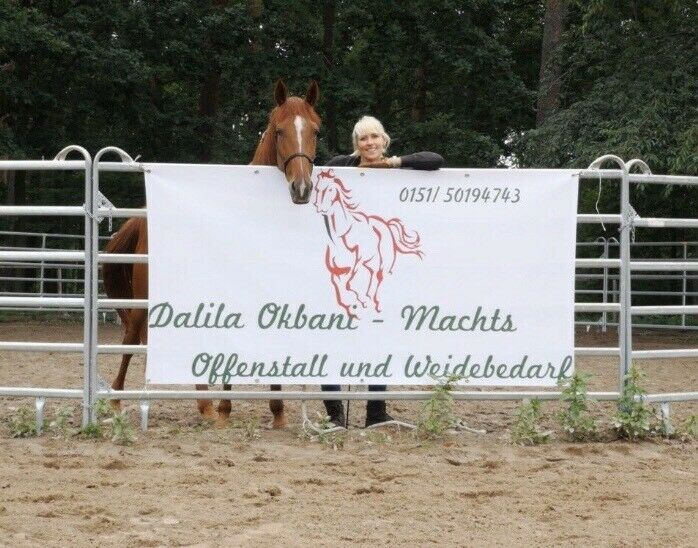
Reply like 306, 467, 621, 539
325, 151, 444, 170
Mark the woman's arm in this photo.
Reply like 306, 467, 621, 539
325, 155, 359, 167
398, 151, 444, 170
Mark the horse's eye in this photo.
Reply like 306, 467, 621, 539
275, 129, 283, 136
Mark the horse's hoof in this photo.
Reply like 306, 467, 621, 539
110, 400, 122, 413
271, 416, 288, 429
200, 407, 217, 421
214, 416, 229, 429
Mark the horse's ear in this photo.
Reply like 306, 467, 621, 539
274, 79, 287, 106
305, 80, 319, 107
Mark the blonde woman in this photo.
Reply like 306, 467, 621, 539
326, 115, 443, 170
322, 115, 443, 427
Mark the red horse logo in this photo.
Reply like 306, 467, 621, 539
314, 169, 424, 317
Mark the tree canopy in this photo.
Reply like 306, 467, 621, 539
1, 0, 696, 225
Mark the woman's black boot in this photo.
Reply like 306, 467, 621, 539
365, 400, 393, 427
323, 400, 345, 427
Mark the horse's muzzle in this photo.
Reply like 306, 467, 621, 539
289, 180, 312, 205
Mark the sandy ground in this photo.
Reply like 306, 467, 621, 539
0, 320, 696, 547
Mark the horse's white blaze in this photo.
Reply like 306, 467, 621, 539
294, 115, 308, 192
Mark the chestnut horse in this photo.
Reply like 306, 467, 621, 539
103, 80, 320, 428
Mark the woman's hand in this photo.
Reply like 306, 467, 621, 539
359, 156, 401, 169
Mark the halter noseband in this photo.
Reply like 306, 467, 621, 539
282, 152, 315, 172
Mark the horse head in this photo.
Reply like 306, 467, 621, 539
261, 80, 321, 204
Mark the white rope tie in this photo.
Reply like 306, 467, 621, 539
595, 174, 606, 232
620, 204, 640, 243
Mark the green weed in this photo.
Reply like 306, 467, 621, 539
612, 367, 654, 441
557, 372, 598, 441
511, 398, 551, 445
78, 421, 103, 440
416, 374, 463, 439
8, 406, 38, 438
106, 411, 136, 445
48, 406, 75, 437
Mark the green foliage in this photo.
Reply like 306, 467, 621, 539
417, 374, 462, 439
613, 367, 654, 441
677, 415, 697, 442
8, 406, 37, 438
557, 372, 598, 441
361, 430, 391, 445
106, 411, 136, 446
235, 417, 261, 441
95, 399, 112, 420
78, 421, 103, 440
48, 405, 74, 437
511, 398, 551, 446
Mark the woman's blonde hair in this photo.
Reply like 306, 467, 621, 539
351, 115, 391, 156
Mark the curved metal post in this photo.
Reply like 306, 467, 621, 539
588, 155, 632, 393
88, 147, 138, 425
54, 146, 94, 426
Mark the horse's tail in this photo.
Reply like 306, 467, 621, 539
386, 218, 424, 259
102, 217, 144, 325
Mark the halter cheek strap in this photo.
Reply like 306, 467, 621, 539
282, 152, 315, 172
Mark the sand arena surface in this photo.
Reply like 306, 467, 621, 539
0, 321, 696, 547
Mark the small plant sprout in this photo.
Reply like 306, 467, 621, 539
95, 399, 112, 420
49, 406, 74, 437
78, 421, 103, 440
9, 406, 38, 438
106, 411, 136, 446
511, 398, 552, 445
313, 412, 333, 431
613, 366, 654, 441
242, 417, 261, 441
669, 414, 697, 443
557, 372, 598, 441
417, 374, 463, 439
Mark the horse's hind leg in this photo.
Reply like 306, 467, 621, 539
269, 385, 287, 428
216, 384, 232, 428
111, 313, 142, 412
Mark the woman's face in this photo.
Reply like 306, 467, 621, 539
357, 132, 386, 163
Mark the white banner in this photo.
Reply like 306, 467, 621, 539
144, 164, 578, 386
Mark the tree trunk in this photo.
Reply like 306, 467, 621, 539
196, 67, 221, 162
195, 1, 227, 162
411, 63, 427, 122
322, 0, 338, 154
536, 0, 567, 127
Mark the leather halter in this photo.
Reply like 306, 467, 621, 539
282, 152, 315, 172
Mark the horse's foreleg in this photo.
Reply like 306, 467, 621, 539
269, 385, 287, 428
195, 384, 216, 420
216, 384, 232, 427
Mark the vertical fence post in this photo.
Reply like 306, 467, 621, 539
39, 234, 47, 305
618, 163, 633, 392
588, 156, 632, 395
600, 237, 609, 332
682, 243, 687, 328
53, 146, 95, 427
92, 147, 138, 424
